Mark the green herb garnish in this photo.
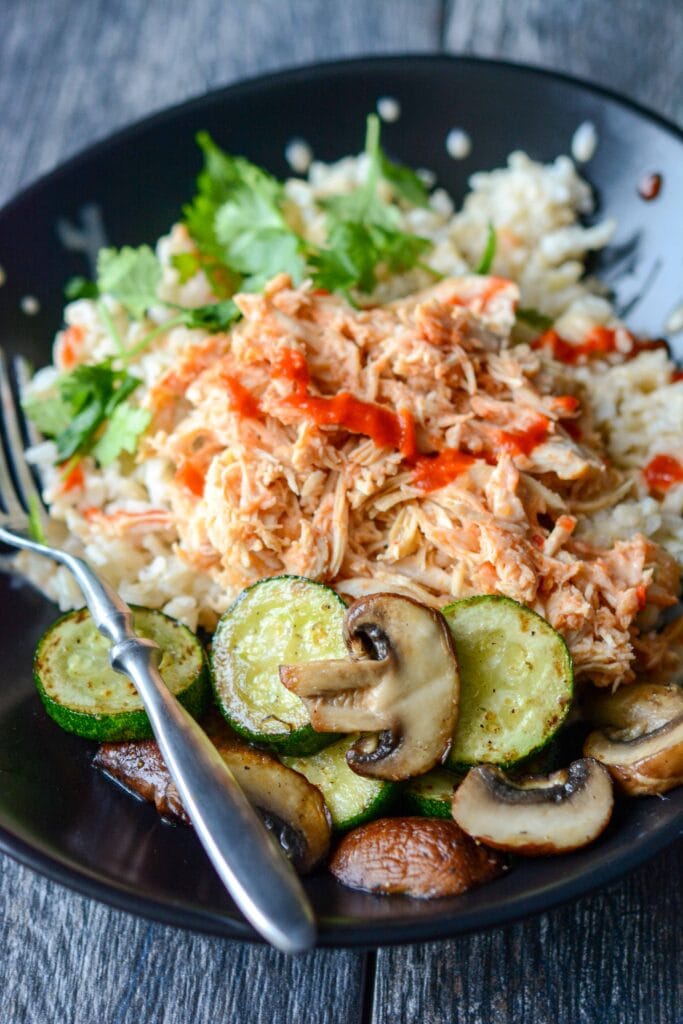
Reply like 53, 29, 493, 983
474, 222, 497, 275
64, 276, 99, 301
516, 307, 554, 331
311, 115, 431, 296
23, 362, 149, 467
97, 246, 162, 319
27, 494, 46, 544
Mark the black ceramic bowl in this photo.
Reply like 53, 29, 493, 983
0, 56, 681, 947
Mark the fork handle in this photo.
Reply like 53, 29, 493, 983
25, 543, 316, 953
110, 635, 316, 953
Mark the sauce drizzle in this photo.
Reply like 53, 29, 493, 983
643, 454, 683, 493
638, 173, 663, 201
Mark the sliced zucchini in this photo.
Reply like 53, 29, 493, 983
211, 575, 347, 755
403, 768, 461, 819
442, 595, 573, 768
282, 735, 396, 831
34, 606, 209, 741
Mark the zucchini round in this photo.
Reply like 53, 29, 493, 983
211, 575, 347, 755
442, 595, 573, 768
403, 768, 460, 819
34, 606, 209, 741
282, 735, 396, 831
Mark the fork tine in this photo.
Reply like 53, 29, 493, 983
0, 348, 43, 520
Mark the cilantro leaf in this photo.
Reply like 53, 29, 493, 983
474, 223, 497, 275
214, 188, 306, 290
171, 252, 202, 283
313, 115, 431, 295
181, 299, 241, 331
516, 307, 554, 331
184, 132, 304, 292
92, 403, 151, 466
97, 246, 162, 319
64, 276, 99, 301
21, 390, 72, 436
379, 152, 430, 208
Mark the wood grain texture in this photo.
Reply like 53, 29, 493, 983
0, 0, 440, 207
444, 0, 683, 127
0, 856, 365, 1024
372, 841, 683, 1024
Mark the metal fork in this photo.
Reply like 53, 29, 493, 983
0, 350, 316, 953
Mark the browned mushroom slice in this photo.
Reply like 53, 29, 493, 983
583, 683, 683, 796
95, 726, 332, 873
329, 817, 506, 898
451, 758, 614, 855
279, 593, 460, 782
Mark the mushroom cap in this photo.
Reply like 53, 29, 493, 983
582, 683, 683, 796
451, 758, 614, 855
280, 593, 460, 782
329, 817, 506, 898
584, 716, 683, 796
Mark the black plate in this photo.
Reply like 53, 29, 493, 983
0, 56, 681, 947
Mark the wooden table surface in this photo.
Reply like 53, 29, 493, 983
1, 2, 682, 1021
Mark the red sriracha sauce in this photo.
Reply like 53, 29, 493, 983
275, 348, 418, 456
638, 173, 662, 201
412, 449, 478, 491
643, 454, 683, 493
272, 348, 310, 391
273, 348, 550, 493
223, 374, 262, 419
492, 415, 550, 457
533, 326, 664, 364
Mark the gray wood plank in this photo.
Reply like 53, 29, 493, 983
443, 0, 683, 126
372, 841, 682, 1024
0, 856, 365, 1024
0, 0, 441, 207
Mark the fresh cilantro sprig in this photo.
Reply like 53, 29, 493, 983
184, 132, 306, 294
22, 361, 150, 468
310, 115, 431, 296
182, 117, 432, 301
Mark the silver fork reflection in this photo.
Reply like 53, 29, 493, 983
0, 350, 316, 953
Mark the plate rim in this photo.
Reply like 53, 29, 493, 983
1, 51, 682, 947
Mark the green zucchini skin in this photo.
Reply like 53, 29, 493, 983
403, 768, 461, 819
283, 735, 396, 830
442, 595, 573, 770
34, 606, 210, 741
210, 575, 347, 756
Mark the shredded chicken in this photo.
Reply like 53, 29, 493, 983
138, 274, 679, 687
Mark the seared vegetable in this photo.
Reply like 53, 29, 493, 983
451, 758, 613, 855
583, 683, 683, 795
211, 575, 346, 755
404, 768, 460, 819
442, 596, 573, 768
282, 735, 396, 831
34, 606, 209, 741
95, 719, 331, 873
329, 817, 506, 898
280, 593, 460, 781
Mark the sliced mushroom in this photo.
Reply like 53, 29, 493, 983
451, 758, 614, 855
329, 817, 506, 898
95, 720, 332, 873
279, 593, 460, 781
583, 683, 683, 796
